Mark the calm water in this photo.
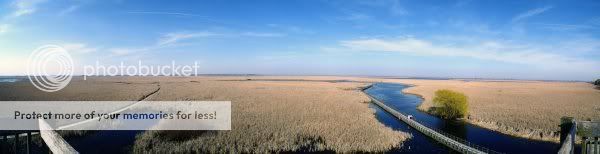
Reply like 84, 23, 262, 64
65, 130, 141, 154
365, 83, 562, 154
0, 77, 23, 83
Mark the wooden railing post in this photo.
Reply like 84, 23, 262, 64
560, 117, 575, 143
38, 120, 78, 154
594, 137, 600, 153
1, 135, 4, 153
582, 137, 588, 154
0, 135, 4, 153
559, 117, 576, 154
26, 132, 31, 154
14, 133, 19, 154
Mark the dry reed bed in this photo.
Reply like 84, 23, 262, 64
9, 76, 593, 150
0, 77, 159, 101
257, 76, 599, 143
0, 77, 160, 137
133, 77, 408, 153
385, 79, 600, 142
0, 76, 410, 153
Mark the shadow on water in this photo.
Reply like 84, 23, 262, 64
365, 83, 561, 154
65, 130, 142, 154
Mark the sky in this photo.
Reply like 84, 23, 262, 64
0, 0, 599, 81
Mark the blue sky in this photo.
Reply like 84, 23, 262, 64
0, 0, 599, 81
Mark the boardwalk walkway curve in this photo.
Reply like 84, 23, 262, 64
363, 84, 498, 154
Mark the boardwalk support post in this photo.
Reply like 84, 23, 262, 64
14, 133, 19, 154
26, 132, 31, 154
0, 135, 4, 153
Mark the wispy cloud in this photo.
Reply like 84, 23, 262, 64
388, 0, 407, 16
109, 47, 152, 56
266, 24, 314, 34
157, 32, 220, 46
157, 31, 285, 46
110, 30, 285, 56
341, 13, 372, 21
534, 23, 599, 31
450, 21, 499, 35
125, 11, 208, 17
587, 17, 600, 26
10, 0, 48, 17
58, 5, 80, 16
356, 0, 407, 16
241, 32, 285, 37
511, 6, 553, 23
62, 43, 98, 54
336, 37, 599, 71
334, 12, 375, 28
108, 31, 202, 56
454, 0, 472, 7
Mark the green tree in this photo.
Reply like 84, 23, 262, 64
432, 89, 468, 119
594, 79, 600, 86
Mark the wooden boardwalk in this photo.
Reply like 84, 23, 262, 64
363, 85, 496, 154
39, 120, 79, 154
1, 83, 161, 154
0, 121, 78, 154
559, 117, 600, 154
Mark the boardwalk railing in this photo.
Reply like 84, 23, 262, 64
559, 117, 600, 154
362, 84, 501, 154
0, 120, 79, 154
0, 131, 37, 153
39, 120, 79, 154
0, 83, 160, 154
559, 117, 577, 154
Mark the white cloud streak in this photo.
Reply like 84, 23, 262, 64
534, 23, 600, 31
266, 24, 314, 34
342, 13, 371, 21
511, 6, 553, 23
109, 47, 152, 56
58, 5, 80, 16
62, 43, 98, 54
241, 32, 285, 37
338, 37, 599, 71
157, 32, 220, 46
110, 31, 284, 56
125, 11, 208, 17
590, 17, 600, 26
157, 31, 285, 46
10, 0, 48, 17
389, 0, 407, 16
356, 0, 407, 16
